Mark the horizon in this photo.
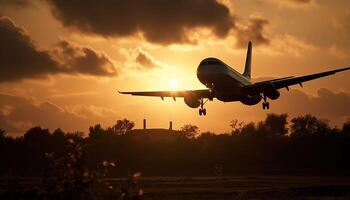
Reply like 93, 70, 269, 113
2, 112, 348, 138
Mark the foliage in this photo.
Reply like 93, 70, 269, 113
1, 115, 350, 198
88, 119, 135, 138
43, 138, 120, 199
230, 119, 244, 135
112, 119, 135, 135
0, 129, 6, 140
89, 124, 105, 139
343, 121, 350, 136
43, 137, 143, 199
262, 113, 288, 136
0, 115, 350, 179
290, 114, 330, 137
180, 124, 200, 138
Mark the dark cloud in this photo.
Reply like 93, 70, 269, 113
46, 0, 234, 45
268, 88, 350, 124
0, 93, 117, 135
5, 1, 272, 47
235, 16, 270, 48
135, 49, 158, 69
0, 17, 62, 81
234, 87, 350, 128
251, 80, 349, 119
0, 93, 87, 134
54, 40, 117, 76
289, 0, 312, 4
311, 88, 350, 118
0, 17, 117, 82
0, 0, 29, 7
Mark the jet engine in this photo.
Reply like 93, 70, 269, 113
240, 94, 262, 105
184, 95, 201, 108
264, 84, 280, 100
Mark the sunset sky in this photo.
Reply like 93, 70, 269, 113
0, 0, 349, 136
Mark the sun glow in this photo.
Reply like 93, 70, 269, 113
168, 78, 179, 89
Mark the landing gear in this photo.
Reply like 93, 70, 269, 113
199, 108, 206, 116
262, 94, 270, 110
199, 99, 208, 116
262, 102, 270, 110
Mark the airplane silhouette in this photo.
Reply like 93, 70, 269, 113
119, 42, 350, 116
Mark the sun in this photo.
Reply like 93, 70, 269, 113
168, 78, 178, 89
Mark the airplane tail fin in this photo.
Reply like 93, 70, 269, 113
243, 41, 252, 79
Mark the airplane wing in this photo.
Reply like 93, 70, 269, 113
244, 66, 350, 94
118, 89, 211, 98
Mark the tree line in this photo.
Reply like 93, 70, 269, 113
1, 114, 350, 177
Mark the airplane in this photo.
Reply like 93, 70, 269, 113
119, 41, 350, 116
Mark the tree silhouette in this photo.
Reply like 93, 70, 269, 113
89, 124, 105, 139
230, 119, 244, 135
53, 128, 65, 138
0, 129, 6, 141
239, 122, 256, 136
261, 113, 288, 137
112, 119, 135, 134
342, 121, 350, 135
290, 114, 330, 137
24, 127, 51, 142
1, 113, 350, 181
180, 124, 199, 138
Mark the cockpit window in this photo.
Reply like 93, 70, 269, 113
200, 61, 207, 65
200, 60, 221, 65
207, 61, 220, 65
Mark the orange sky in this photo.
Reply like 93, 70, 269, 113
0, 0, 349, 136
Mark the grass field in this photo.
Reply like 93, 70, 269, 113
132, 176, 350, 199
1, 176, 350, 199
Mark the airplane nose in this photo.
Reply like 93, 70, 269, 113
197, 64, 214, 75
197, 63, 226, 75
197, 63, 226, 87
196, 64, 206, 75
197, 65, 210, 86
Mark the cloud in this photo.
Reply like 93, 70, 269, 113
46, 0, 234, 45
328, 44, 350, 59
119, 47, 166, 72
54, 40, 117, 76
6, 1, 273, 48
0, 0, 29, 7
234, 16, 270, 48
258, 34, 315, 56
266, 0, 313, 8
311, 88, 350, 118
0, 93, 118, 135
231, 87, 350, 129
0, 17, 118, 82
0, 17, 62, 82
0, 93, 85, 134
68, 104, 117, 119
288, 0, 312, 3
266, 88, 350, 125
250, 0, 315, 12
135, 49, 159, 70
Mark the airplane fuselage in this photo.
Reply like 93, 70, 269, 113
197, 57, 256, 103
